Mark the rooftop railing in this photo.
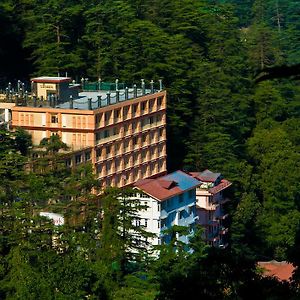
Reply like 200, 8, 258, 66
1, 79, 164, 110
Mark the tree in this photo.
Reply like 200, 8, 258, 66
98, 187, 154, 278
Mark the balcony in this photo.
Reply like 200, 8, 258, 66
220, 227, 229, 235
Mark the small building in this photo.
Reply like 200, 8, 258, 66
31, 76, 79, 102
190, 170, 232, 248
132, 170, 201, 247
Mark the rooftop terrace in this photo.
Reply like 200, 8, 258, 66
0, 79, 164, 110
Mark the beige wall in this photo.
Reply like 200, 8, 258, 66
11, 90, 167, 187
36, 83, 57, 99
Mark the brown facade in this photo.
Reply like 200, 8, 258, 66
11, 91, 167, 187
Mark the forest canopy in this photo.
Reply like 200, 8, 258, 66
0, 0, 299, 298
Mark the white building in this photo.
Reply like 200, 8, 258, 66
132, 170, 201, 247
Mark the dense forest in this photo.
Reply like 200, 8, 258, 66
0, 0, 299, 298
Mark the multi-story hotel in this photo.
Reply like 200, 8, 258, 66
1, 77, 167, 187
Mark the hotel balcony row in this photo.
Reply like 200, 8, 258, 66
95, 135, 166, 162
94, 118, 166, 146
96, 156, 166, 180
98, 158, 167, 188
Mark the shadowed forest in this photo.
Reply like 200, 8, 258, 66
0, 0, 299, 299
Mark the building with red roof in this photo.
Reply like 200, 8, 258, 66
132, 170, 201, 246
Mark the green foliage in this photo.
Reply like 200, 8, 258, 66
0, 0, 299, 297
39, 135, 69, 154
99, 187, 154, 278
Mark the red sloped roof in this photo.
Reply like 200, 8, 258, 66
209, 179, 232, 194
258, 261, 295, 281
134, 171, 201, 201
134, 178, 182, 201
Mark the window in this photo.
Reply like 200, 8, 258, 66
141, 118, 146, 127
179, 194, 184, 203
132, 104, 138, 116
150, 163, 155, 172
115, 159, 121, 171
144, 219, 148, 227
96, 149, 102, 159
51, 115, 58, 123
124, 140, 129, 152
124, 124, 129, 135
150, 131, 155, 142
141, 101, 147, 112
149, 116, 154, 124
75, 154, 81, 164
104, 130, 110, 138
132, 121, 137, 132
123, 106, 129, 119
96, 132, 101, 141
179, 210, 185, 219
156, 114, 162, 123
149, 99, 154, 112
104, 111, 110, 122
106, 161, 111, 173
150, 147, 155, 156
113, 127, 119, 136
135, 219, 141, 227
114, 109, 120, 120
65, 159, 71, 167
106, 145, 111, 156
161, 218, 167, 228
142, 134, 147, 143
95, 114, 101, 125
124, 156, 129, 167
189, 206, 194, 215
157, 220, 160, 228
159, 128, 164, 137
97, 165, 102, 174
114, 143, 120, 154
157, 97, 163, 108
133, 153, 139, 163
85, 151, 91, 161
133, 136, 138, 146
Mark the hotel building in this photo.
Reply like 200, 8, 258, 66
1, 77, 167, 187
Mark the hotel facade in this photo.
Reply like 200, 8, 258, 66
1, 77, 167, 187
